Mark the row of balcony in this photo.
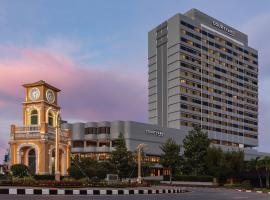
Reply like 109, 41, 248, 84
72, 146, 115, 153
84, 133, 111, 140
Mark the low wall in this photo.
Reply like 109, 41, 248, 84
161, 181, 214, 186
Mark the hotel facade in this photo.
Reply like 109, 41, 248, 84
148, 9, 258, 149
9, 9, 263, 175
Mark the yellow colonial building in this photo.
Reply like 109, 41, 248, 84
9, 80, 71, 176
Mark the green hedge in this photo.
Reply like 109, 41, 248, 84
164, 175, 213, 182
33, 175, 55, 180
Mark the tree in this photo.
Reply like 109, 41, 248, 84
247, 157, 263, 188
224, 151, 245, 184
68, 156, 115, 180
205, 147, 225, 183
260, 156, 270, 188
68, 165, 84, 179
160, 138, 181, 184
110, 133, 132, 178
183, 125, 210, 175
205, 148, 245, 185
10, 164, 29, 177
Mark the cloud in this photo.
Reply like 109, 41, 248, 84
241, 14, 270, 152
0, 46, 147, 121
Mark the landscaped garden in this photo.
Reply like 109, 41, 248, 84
2, 126, 270, 190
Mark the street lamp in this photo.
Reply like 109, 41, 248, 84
137, 143, 147, 184
55, 112, 60, 181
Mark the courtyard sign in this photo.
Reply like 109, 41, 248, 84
212, 21, 234, 37
145, 129, 164, 137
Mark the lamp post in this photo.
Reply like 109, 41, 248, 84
55, 113, 60, 181
137, 143, 147, 184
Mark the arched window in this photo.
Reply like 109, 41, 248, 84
48, 112, 54, 126
30, 110, 38, 125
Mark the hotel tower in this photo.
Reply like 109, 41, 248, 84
148, 9, 258, 149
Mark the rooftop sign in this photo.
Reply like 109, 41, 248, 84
145, 129, 164, 137
212, 21, 234, 37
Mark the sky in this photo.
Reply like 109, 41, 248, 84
0, 0, 270, 159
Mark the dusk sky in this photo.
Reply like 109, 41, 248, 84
0, 0, 270, 158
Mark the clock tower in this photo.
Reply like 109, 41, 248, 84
9, 80, 71, 176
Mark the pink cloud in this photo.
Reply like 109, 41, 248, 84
0, 100, 6, 108
0, 47, 148, 123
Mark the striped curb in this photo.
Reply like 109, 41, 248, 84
236, 189, 270, 194
0, 188, 188, 195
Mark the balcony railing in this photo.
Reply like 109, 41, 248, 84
12, 125, 70, 142
15, 125, 40, 134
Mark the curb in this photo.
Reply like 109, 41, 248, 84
236, 189, 270, 195
0, 188, 188, 195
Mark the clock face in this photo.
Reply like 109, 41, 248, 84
29, 88, 40, 101
46, 89, 55, 103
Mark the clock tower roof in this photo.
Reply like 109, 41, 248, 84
23, 80, 61, 92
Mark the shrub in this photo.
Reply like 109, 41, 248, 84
0, 174, 10, 181
225, 180, 253, 190
37, 180, 83, 188
10, 164, 29, 177
12, 176, 37, 186
68, 166, 84, 179
79, 177, 89, 183
34, 175, 55, 180
240, 180, 252, 189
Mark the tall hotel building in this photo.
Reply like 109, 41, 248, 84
148, 9, 258, 149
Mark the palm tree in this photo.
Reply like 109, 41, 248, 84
261, 156, 270, 188
248, 157, 263, 188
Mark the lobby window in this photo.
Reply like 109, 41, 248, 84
99, 142, 110, 147
98, 153, 110, 161
48, 112, 54, 126
98, 127, 110, 134
85, 127, 97, 134
30, 110, 38, 125
86, 141, 97, 147
72, 141, 84, 148
98, 127, 111, 134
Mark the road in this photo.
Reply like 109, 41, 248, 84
0, 188, 268, 200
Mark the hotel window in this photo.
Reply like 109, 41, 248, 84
98, 127, 106, 134
194, 27, 200, 33
30, 110, 38, 125
181, 29, 186, 34
180, 79, 186, 84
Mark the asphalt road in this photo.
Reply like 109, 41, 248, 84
0, 188, 268, 200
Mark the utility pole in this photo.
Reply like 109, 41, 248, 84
55, 113, 60, 181
137, 143, 147, 184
